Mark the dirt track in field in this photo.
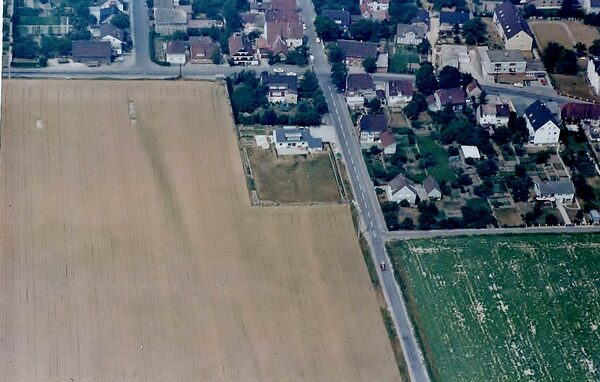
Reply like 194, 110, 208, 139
0, 80, 400, 382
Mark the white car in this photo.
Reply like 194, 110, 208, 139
287, 72, 297, 76
303, 23, 307, 30
513, 82, 524, 88
316, 37, 321, 43
273, 68, 285, 73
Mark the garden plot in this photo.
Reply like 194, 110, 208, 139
389, 234, 600, 382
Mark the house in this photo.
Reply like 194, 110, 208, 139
273, 127, 323, 155
461, 145, 481, 160
480, 48, 527, 76
99, 23, 124, 55
189, 36, 218, 64
379, 130, 397, 154
376, 53, 388, 73
358, 114, 388, 147
493, 1, 534, 51
72, 40, 112, 65
240, 12, 265, 33
95, 0, 126, 12
423, 176, 442, 200
337, 40, 378, 66
439, 11, 470, 32
271, 0, 298, 11
466, 79, 482, 99
386, 79, 413, 109
228, 33, 259, 65
561, 103, 600, 129
432, 87, 466, 112
187, 18, 224, 30
385, 174, 418, 204
436, 44, 469, 71
264, 19, 304, 51
346, 73, 375, 98
321, 9, 351, 28
153, 0, 175, 9
165, 40, 187, 64
154, 8, 187, 35
89, 4, 122, 25
582, 0, 600, 14
587, 56, 600, 95
524, 100, 561, 144
360, 0, 389, 21
396, 24, 427, 45
477, 103, 510, 127
528, 0, 562, 9
411, 9, 430, 31
533, 179, 575, 203
346, 96, 365, 109
262, 73, 298, 104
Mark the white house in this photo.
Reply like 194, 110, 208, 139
533, 179, 575, 203
493, 1, 534, 51
386, 79, 413, 109
99, 24, 124, 55
379, 131, 397, 155
436, 44, 469, 71
461, 145, 481, 160
385, 174, 418, 204
477, 103, 510, 127
359, 114, 388, 148
587, 56, 600, 95
154, 8, 187, 35
346, 96, 365, 109
423, 176, 442, 200
396, 24, 427, 46
524, 100, 561, 145
273, 127, 323, 155
480, 48, 527, 76
165, 41, 186, 64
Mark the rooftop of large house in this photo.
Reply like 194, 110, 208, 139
100, 23, 124, 41
388, 79, 413, 97
396, 23, 427, 39
525, 100, 556, 131
154, 8, 187, 24
166, 40, 186, 55
423, 176, 441, 195
359, 114, 388, 133
228, 33, 254, 55
262, 73, 298, 91
190, 36, 218, 58
494, 0, 532, 39
439, 11, 470, 26
535, 179, 575, 195
388, 174, 417, 193
411, 8, 430, 26
72, 40, 112, 58
270, 0, 297, 10
321, 9, 351, 26
481, 103, 510, 117
337, 39, 378, 59
484, 49, 526, 62
346, 73, 375, 91
274, 127, 322, 148
436, 87, 466, 105
561, 103, 600, 120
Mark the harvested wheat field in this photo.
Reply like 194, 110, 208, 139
0, 80, 400, 382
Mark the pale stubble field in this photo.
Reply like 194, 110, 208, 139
0, 80, 400, 382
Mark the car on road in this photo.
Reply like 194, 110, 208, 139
287, 72, 297, 76
380, 262, 387, 271
273, 68, 285, 73
513, 82, 524, 88
316, 37, 321, 43
303, 23, 307, 30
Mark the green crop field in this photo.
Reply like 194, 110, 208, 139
388, 234, 600, 382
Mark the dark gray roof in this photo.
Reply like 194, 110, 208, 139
262, 73, 298, 91
346, 73, 374, 92
389, 174, 417, 194
524, 100, 557, 131
436, 87, 466, 105
496, 104, 510, 117
321, 9, 351, 26
423, 176, 440, 195
388, 79, 413, 97
439, 11, 470, 26
396, 23, 427, 39
337, 39, 378, 59
99, 6, 120, 23
485, 49, 526, 63
411, 9, 430, 26
100, 23, 124, 41
494, 1, 532, 39
535, 179, 575, 196
166, 40, 186, 54
72, 40, 112, 59
274, 127, 322, 148
359, 114, 388, 133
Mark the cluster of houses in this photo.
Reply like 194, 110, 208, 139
228, 0, 305, 66
71, 0, 129, 65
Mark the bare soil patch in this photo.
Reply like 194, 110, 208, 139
0, 80, 400, 382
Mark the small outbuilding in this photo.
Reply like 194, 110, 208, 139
423, 176, 442, 200
461, 145, 481, 160
385, 174, 418, 204
589, 209, 600, 224
533, 179, 575, 203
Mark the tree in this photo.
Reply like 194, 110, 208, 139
511, 177, 531, 202
172, 30, 188, 41
212, 49, 222, 64
110, 13, 130, 29
417, 39, 431, 55
415, 62, 438, 95
389, 2, 418, 24
418, 201, 439, 230
367, 97, 382, 114
542, 42, 564, 73
330, 62, 348, 91
314, 16, 341, 41
555, 48, 578, 75
590, 39, 600, 56
40, 36, 72, 57
461, 17, 487, 45
545, 214, 559, 225
299, 70, 320, 97
313, 91, 328, 114
574, 42, 587, 57
260, 109, 278, 125
461, 198, 496, 228
231, 85, 258, 113
476, 159, 498, 178
399, 217, 415, 230
404, 93, 427, 120
327, 43, 345, 63
522, 3, 537, 17
438, 65, 462, 89
12, 38, 39, 59
362, 57, 377, 73
349, 19, 376, 41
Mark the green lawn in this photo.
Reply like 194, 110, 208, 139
416, 136, 455, 183
389, 46, 419, 73
388, 234, 600, 382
